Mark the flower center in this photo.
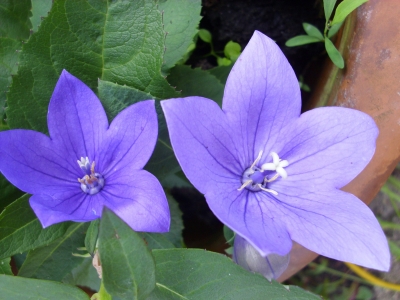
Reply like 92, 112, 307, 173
238, 151, 289, 195
77, 157, 104, 195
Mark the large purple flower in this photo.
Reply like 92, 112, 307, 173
161, 31, 390, 270
0, 70, 170, 232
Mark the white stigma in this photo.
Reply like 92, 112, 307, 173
261, 152, 289, 179
238, 151, 289, 195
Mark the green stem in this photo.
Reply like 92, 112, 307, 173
91, 281, 112, 300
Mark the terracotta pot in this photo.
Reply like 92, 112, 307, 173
279, 0, 400, 281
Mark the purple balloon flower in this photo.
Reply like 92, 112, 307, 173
0, 70, 170, 232
161, 31, 390, 270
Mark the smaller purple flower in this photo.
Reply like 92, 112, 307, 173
161, 31, 390, 270
0, 70, 170, 232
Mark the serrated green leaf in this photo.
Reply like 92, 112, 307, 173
0, 194, 70, 260
84, 219, 99, 256
168, 65, 224, 105
0, 0, 31, 120
139, 194, 183, 249
148, 249, 320, 299
0, 274, 90, 300
62, 257, 101, 292
97, 80, 179, 179
99, 208, 156, 300
325, 37, 344, 69
198, 29, 212, 43
18, 222, 88, 281
331, 0, 368, 26
207, 65, 233, 85
97, 80, 154, 121
224, 41, 241, 61
30, 0, 52, 32
0, 0, 31, 39
285, 35, 323, 47
0, 257, 12, 275
323, 0, 337, 21
158, 0, 202, 72
328, 22, 343, 38
302, 23, 324, 40
0, 172, 23, 213
7, 0, 177, 132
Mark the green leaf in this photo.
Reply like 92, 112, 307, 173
207, 65, 233, 85
327, 22, 343, 38
198, 29, 212, 43
84, 219, 99, 256
302, 23, 324, 40
139, 194, 183, 249
224, 41, 241, 61
148, 249, 320, 299
7, 0, 177, 132
331, 0, 368, 26
99, 208, 156, 300
0, 257, 12, 275
285, 35, 323, 47
18, 222, 88, 281
323, 0, 337, 20
158, 0, 202, 72
0, 172, 23, 212
62, 257, 101, 292
0, 194, 70, 260
0, 0, 31, 39
168, 65, 224, 105
30, 0, 52, 32
217, 57, 232, 66
325, 37, 344, 69
0, 274, 89, 300
223, 225, 235, 247
98, 80, 154, 121
0, 0, 31, 120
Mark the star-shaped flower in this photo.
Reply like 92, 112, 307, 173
0, 70, 170, 232
161, 31, 390, 270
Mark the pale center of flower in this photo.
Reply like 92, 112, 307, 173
238, 151, 289, 195
77, 157, 104, 195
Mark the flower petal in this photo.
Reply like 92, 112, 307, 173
30, 189, 104, 227
222, 31, 301, 164
0, 130, 78, 194
269, 188, 390, 271
101, 169, 170, 232
47, 70, 109, 161
96, 100, 157, 176
161, 97, 242, 194
233, 234, 290, 280
207, 184, 292, 256
271, 107, 378, 189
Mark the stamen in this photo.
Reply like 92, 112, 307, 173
250, 151, 263, 169
238, 179, 253, 191
259, 185, 278, 196
77, 158, 104, 195
264, 173, 280, 183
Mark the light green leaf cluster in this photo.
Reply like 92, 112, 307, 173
286, 0, 368, 69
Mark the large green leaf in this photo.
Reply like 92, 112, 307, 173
7, 0, 177, 132
99, 208, 156, 300
139, 194, 183, 249
0, 172, 23, 212
0, 0, 31, 119
0, 274, 89, 300
18, 222, 88, 281
30, 0, 52, 32
158, 0, 202, 72
62, 257, 101, 292
97, 80, 180, 179
0, 257, 12, 275
148, 249, 320, 299
168, 65, 224, 105
0, 194, 70, 260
